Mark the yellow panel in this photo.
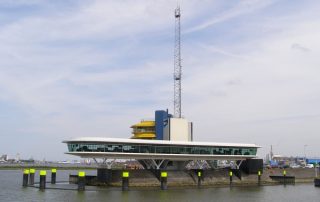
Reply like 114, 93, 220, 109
40, 170, 46, 176
78, 171, 86, 177
131, 132, 156, 140
161, 172, 167, 178
51, 168, 57, 173
122, 172, 129, 178
132, 133, 156, 138
23, 169, 30, 174
197, 171, 201, 177
131, 121, 155, 128
229, 171, 233, 176
30, 169, 36, 174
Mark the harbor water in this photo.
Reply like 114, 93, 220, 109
0, 170, 319, 202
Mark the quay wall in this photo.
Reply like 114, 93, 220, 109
69, 168, 317, 187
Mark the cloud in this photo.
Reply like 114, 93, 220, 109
291, 43, 310, 52
184, 0, 276, 33
1, 1, 320, 160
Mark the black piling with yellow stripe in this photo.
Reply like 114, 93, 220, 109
197, 170, 202, 187
51, 168, 57, 184
160, 171, 168, 190
39, 170, 46, 190
283, 170, 287, 185
122, 171, 129, 191
258, 170, 261, 186
22, 169, 29, 187
229, 170, 233, 186
29, 169, 35, 185
78, 171, 86, 191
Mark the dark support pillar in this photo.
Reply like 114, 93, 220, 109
29, 169, 35, 185
229, 170, 233, 186
160, 171, 168, 190
258, 170, 261, 186
39, 170, 46, 190
78, 171, 86, 191
22, 169, 29, 187
51, 168, 57, 184
122, 171, 129, 191
197, 170, 202, 187
283, 170, 286, 185
97, 168, 111, 184
314, 178, 320, 187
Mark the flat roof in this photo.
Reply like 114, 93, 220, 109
63, 137, 260, 148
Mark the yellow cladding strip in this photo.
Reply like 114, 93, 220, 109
78, 171, 86, 177
161, 172, 167, 178
30, 169, 36, 174
258, 171, 261, 176
132, 133, 156, 138
51, 168, 57, 173
229, 171, 233, 177
283, 170, 286, 175
40, 170, 46, 176
23, 169, 30, 174
122, 171, 129, 178
131, 121, 155, 128
197, 171, 201, 177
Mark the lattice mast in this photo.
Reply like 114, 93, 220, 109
174, 6, 182, 118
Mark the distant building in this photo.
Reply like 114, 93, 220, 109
0, 154, 8, 162
307, 158, 320, 165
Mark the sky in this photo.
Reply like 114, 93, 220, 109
1, 0, 320, 161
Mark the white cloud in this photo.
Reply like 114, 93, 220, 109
1, 1, 320, 159
184, 0, 276, 33
182, 15, 320, 157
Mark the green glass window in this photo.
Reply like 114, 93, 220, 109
67, 143, 257, 156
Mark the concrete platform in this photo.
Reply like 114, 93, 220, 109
68, 168, 316, 187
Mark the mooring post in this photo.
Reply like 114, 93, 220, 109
29, 169, 35, 185
51, 168, 57, 184
39, 170, 46, 190
197, 170, 202, 187
258, 170, 261, 186
283, 169, 286, 185
122, 171, 129, 191
78, 171, 86, 191
160, 171, 168, 190
22, 169, 29, 187
229, 170, 233, 186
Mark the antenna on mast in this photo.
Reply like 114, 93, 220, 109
173, 6, 182, 118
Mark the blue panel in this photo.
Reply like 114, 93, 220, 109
269, 160, 278, 166
307, 159, 320, 164
155, 110, 165, 140
155, 110, 173, 140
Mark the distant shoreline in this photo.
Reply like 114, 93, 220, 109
0, 163, 98, 170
